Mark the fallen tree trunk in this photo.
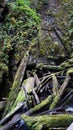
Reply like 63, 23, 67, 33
36, 60, 73, 72
21, 114, 73, 129
36, 64, 63, 71
25, 95, 52, 115
0, 103, 24, 126
52, 73, 59, 96
32, 89, 40, 104
49, 73, 70, 110
3, 51, 29, 116
0, 114, 21, 130
0, 114, 73, 130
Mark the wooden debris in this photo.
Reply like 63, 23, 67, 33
36, 64, 63, 71
23, 77, 35, 94
3, 51, 29, 116
1, 56, 73, 130
49, 74, 70, 110
32, 89, 40, 104
52, 74, 59, 96
33, 72, 40, 86
22, 114, 73, 129
0, 114, 21, 130
0, 103, 24, 126
25, 95, 52, 115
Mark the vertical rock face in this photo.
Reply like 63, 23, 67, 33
0, 0, 40, 101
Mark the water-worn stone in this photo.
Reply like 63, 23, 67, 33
67, 123, 73, 130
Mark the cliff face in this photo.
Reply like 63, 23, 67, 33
0, 0, 72, 99
0, 1, 73, 130
0, 0, 73, 121
0, 0, 40, 99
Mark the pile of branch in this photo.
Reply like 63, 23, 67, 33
0, 56, 73, 130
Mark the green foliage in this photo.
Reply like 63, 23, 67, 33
0, 0, 40, 65
13, 3, 40, 23
41, 0, 47, 3
12, 88, 25, 110
68, 4, 73, 53
69, 12, 73, 36
16, 0, 31, 6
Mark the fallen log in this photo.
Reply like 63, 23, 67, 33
1, 77, 36, 125
33, 72, 40, 87
36, 71, 60, 93
36, 59, 73, 72
0, 103, 24, 126
21, 114, 73, 129
49, 71, 70, 110
23, 77, 35, 94
11, 77, 36, 112
0, 112, 72, 130
36, 64, 63, 71
32, 89, 40, 104
52, 74, 59, 96
1, 114, 73, 130
25, 95, 52, 116
59, 90, 73, 106
0, 114, 21, 130
3, 51, 29, 116
22, 77, 36, 109
36, 107, 65, 116
11, 88, 27, 111
36, 75, 52, 93
60, 95, 73, 108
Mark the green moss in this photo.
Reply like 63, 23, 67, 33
3, 52, 29, 116
40, 46, 45, 55
29, 95, 52, 113
0, 63, 8, 72
5, 81, 20, 111
23, 77, 36, 95
11, 88, 25, 110
0, 0, 40, 66
49, 94, 60, 110
3, 76, 22, 115
0, 63, 8, 79
61, 59, 73, 68
0, 63, 8, 87
67, 67, 73, 75
22, 114, 73, 130
16, 0, 31, 6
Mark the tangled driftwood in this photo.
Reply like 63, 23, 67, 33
0, 54, 73, 130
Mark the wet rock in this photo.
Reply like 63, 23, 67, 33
67, 123, 73, 130
13, 119, 28, 130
